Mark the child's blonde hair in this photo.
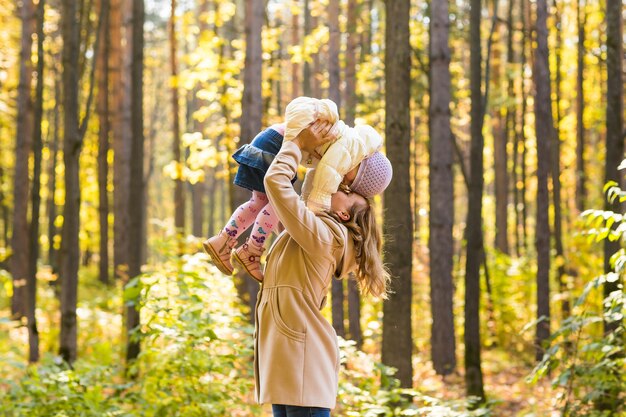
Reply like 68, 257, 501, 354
327, 189, 390, 299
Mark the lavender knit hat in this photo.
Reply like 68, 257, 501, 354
350, 151, 393, 198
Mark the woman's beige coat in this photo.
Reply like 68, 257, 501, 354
255, 141, 357, 409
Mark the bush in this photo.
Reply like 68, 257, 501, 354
528, 180, 626, 416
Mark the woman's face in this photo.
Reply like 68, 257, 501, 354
330, 189, 367, 222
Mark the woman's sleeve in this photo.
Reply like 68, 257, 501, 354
264, 142, 339, 255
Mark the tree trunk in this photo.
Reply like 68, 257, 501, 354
603, 0, 623, 333
347, 276, 362, 348
47, 68, 61, 272
235, 0, 264, 318
0, 128, 7, 249
97, 0, 110, 285
506, 0, 518, 258
171, 0, 185, 235
428, 0, 456, 376
493, 23, 509, 255
515, 0, 529, 257
59, 0, 81, 364
291, 8, 300, 98
111, 0, 130, 281
327, 0, 344, 336
302, 0, 311, 96
343, 0, 360, 343
551, 0, 568, 319
10, 0, 35, 319
382, 0, 413, 389
575, 0, 586, 214
27, 0, 45, 362
126, 0, 145, 364
533, 0, 552, 362
328, 0, 341, 109
465, 0, 486, 400
311, 13, 321, 98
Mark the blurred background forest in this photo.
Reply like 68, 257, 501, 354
0, 0, 624, 415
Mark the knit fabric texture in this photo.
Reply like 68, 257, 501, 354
350, 151, 393, 198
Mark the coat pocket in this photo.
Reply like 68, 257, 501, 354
269, 289, 306, 343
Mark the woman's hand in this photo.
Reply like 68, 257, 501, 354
293, 120, 337, 158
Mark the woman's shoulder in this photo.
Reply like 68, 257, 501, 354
316, 213, 349, 246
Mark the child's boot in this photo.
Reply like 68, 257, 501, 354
202, 231, 237, 275
231, 239, 265, 283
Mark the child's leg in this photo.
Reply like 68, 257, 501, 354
249, 202, 279, 247
222, 191, 269, 238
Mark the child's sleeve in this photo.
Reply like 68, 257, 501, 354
283, 97, 339, 142
306, 124, 383, 210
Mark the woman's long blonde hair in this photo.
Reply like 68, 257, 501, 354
327, 188, 391, 299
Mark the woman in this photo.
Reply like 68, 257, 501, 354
255, 122, 392, 417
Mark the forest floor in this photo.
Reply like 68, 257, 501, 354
413, 351, 557, 416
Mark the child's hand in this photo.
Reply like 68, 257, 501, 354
293, 120, 336, 158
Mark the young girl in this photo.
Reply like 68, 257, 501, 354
203, 97, 392, 282
256, 123, 391, 416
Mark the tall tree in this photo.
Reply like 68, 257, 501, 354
551, 0, 568, 319
59, 0, 81, 363
328, 0, 345, 338
111, 0, 130, 281
465, 0, 486, 399
126, 0, 145, 363
27, 0, 45, 363
575, 0, 586, 213
533, 0, 553, 361
291, 7, 300, 98
171, 0, 185, 235
47, 65, 60, 272
10, 0, 34, 319
428, 0, 456, 376
382, 0, 413, 388
493, 22, 509, 255
302, 0, 311, 96
603, 0, 623, 333
345, 0, 361, 346
97, 0, 111, 285
234, 0, 264, 316
504, 0, 517, 257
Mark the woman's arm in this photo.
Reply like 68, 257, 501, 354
264, 124, 340, 255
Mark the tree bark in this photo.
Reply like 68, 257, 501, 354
291, 8, 300, 98
311, 13, 321, 98
551, 0, 568, 319
493, 19, 509, 255
533, 0, 552, 362
302, 0, 311, 96
328, 0, 341, 109
111, 0, 130, 281
382, 0, 413, 389
47, 67, 61, 273
27, 0, 45, 362
235, 0, 264, 318
11, 0, 35, 319
59, 0, 81, 364
327, 0, 344, 337
171, 0, 185, 235
343, 0, 360, 344
575, 0, 586, 214
347, 276, 362, 348
603, 0, 623, 333
97, 0, 111, 285
428, 0, 456, 376
126, 0, 145, 363
465, 0, 486, 400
